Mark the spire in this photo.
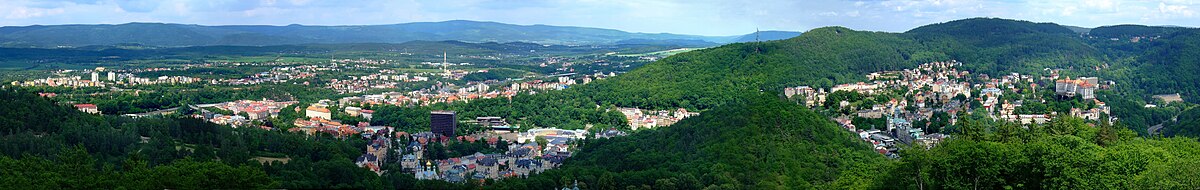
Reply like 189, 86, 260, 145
442, 51, 450, 75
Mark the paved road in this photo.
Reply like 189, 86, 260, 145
1147, 116, 1179, 135
1149, 123, 1164, 135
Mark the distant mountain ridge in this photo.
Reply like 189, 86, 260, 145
731, 30, 803, 42
0, 40, 687, 68
0, 20, 768, 48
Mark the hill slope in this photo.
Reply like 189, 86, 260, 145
578, 18, 1106, 110
1124, 29, 1200, 100
492, 95, 885, 189
904, 18, 1103, 74
0, 20, 734, 47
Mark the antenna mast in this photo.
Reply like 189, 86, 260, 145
755, 28, 762, 53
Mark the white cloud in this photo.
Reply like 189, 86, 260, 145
1062, 6, 1078, 16
1159, 2, 1195, 17
4, 6, 65, 19
1083, 0, 1117, 12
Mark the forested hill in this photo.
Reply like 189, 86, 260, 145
491, 94, 887, 189
1120, 29, 1200, 99
904, 18, 1104, 74
0, 20, 739, 47
577, 26, 919, 110
577, 18, 1109, 111
1080, 24, 1200, 102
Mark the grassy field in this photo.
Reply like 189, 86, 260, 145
251, 156, 292, 165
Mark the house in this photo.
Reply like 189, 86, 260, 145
361, 110, 374, 120
401, 154, 419, 172
784, 86, 816, 99
856, 109, 884, 118
345, 106, 363, 116
305, 105, 331, 120
981, 88, 1003, 97
74, 104, 101, 114
1003, 114, 1052, 125
832, 82, 881, 95
246, 107, 269, 120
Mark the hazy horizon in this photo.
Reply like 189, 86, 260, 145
2, 0, 1199, 36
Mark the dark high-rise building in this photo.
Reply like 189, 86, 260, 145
431, 111, 457, 137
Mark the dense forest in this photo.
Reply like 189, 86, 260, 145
1163, 106, 1200, 137
370, 90, 630, 132
0, 88, 470, 189
489, 95, 887, 189
883, 114, 1200, 189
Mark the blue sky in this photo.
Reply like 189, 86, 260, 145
1, 0, 1198, 36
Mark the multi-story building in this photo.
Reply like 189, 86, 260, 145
431, 111, 457, 137
1055, 77, 1097, 100
306, 105, 332, 120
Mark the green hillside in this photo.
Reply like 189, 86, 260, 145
578, 18, 1109, 111
1129, 29, 1200, 100
579, 27, 922, 110
885, 114, 1200, 189
905, 18, 1104, 74
491, 94, 886, 189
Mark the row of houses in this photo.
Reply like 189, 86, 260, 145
616, 107, 698, 130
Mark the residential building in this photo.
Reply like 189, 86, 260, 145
74, 104, 100, 114
306, 105, 332, 120
1055, 77, 1097, 100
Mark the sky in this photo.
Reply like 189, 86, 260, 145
1, 0, 1198, 36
